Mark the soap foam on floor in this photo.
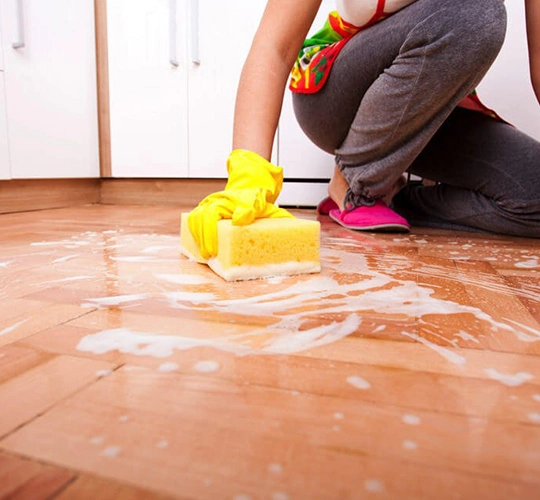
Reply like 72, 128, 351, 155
77, 242, 540, 367
7, 226, 536, 372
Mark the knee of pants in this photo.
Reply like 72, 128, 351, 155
458, 0, 507, 59
496, 197, 540, 221
417, 0, 507, 69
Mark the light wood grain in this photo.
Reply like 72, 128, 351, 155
0, 348, 116, 437
54, 474, 179, 500
0, 452, 74, 500
0, 204, 538, 500
0, 179, 100, 214
100, 179, 225, 206
94, 0, 112, 178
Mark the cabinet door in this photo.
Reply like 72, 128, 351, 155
187, 0, 269, 178
477, 1, 540, 141
1, 0, 99, 178
108, 0, 189, 177
0, 1, 4, 71
278, 0, 335, 181
0, 73, 10, 179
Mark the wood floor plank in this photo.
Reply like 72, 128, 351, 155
22, 305, 540, 384
0, 351, 116, 437
53, 474, 179, 500
19, 324, 540, 425
1, 366, 539, 499
0, 304, 93, 348
1, 205, 539, 499
0, 452, 74, 500
0, 344, 54, 385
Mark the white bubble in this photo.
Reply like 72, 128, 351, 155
346, 375, 371, 390
158, 362, 179, 373
102, 446, 121, 457
194, 360, 220, 373
402, 414, 421, 425
268, 463, 283, 474
402, 440, 418, 450
528, 412, 540, 423
365, 479, 384, 493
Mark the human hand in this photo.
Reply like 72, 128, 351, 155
188, 150, 293, 259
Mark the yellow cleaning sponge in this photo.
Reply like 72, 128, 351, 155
180, 213, 321, 281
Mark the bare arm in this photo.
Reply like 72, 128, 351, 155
232, 0, 323, 160
525, 0, 540, 104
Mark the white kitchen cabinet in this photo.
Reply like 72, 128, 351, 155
187, 0, 269, 177
107, 0, 539, 195
0, 3, 4, 71
0, 0, 99, 179
0, 73, 10, 180
276, 0, 335, 206
107, 0, 269, 178
0, 2, 10, 180
477, 0, 540, 141
107, 0, 189, 177
278, 0, 335, 181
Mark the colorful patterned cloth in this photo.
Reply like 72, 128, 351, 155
289, 10, 382, 94
289, 4, 502, 121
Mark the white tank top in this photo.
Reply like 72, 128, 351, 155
336, 0, 418, 26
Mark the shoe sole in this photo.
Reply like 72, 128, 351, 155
329, 211, 410, 233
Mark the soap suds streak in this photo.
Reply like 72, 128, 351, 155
51, 254, 79, 264
155, 273, 211, 285
483, 369, 534, 387
82, 294, 152, 308
8, 229, 537, 366
0, 319, 29, 337
410, 263, 540, 303
401, 331, 467, 366
515, 259, 539, 268
75, 239, 540, 363
455, 331, 480, 344
77, 315, 362, 358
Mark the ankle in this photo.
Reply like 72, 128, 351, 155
328, 167, 348, 211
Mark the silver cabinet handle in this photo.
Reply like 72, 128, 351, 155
12, 0, 25, 49
190, 0, 200, 65
169, 0, 179, 67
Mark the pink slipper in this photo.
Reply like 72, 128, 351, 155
329, 200, 410, 232
316, 197, 338, 215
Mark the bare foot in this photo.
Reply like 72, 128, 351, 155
328, 166, 348, 211
329, 167, 408, 209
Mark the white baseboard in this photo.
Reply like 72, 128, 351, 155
279, 181, 329, 208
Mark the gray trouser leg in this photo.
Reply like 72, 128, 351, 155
392, 108, 540, 237
292, 0, 524, 219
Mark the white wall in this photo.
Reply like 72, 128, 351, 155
477, 1, 540, 140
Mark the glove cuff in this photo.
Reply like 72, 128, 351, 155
226, 150, 284, 203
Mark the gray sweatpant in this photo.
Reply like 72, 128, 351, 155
292, 0, 540, 237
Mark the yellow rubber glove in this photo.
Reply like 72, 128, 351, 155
188, 150, 293, 259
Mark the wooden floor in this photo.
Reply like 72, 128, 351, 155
1, 204, 539, 500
